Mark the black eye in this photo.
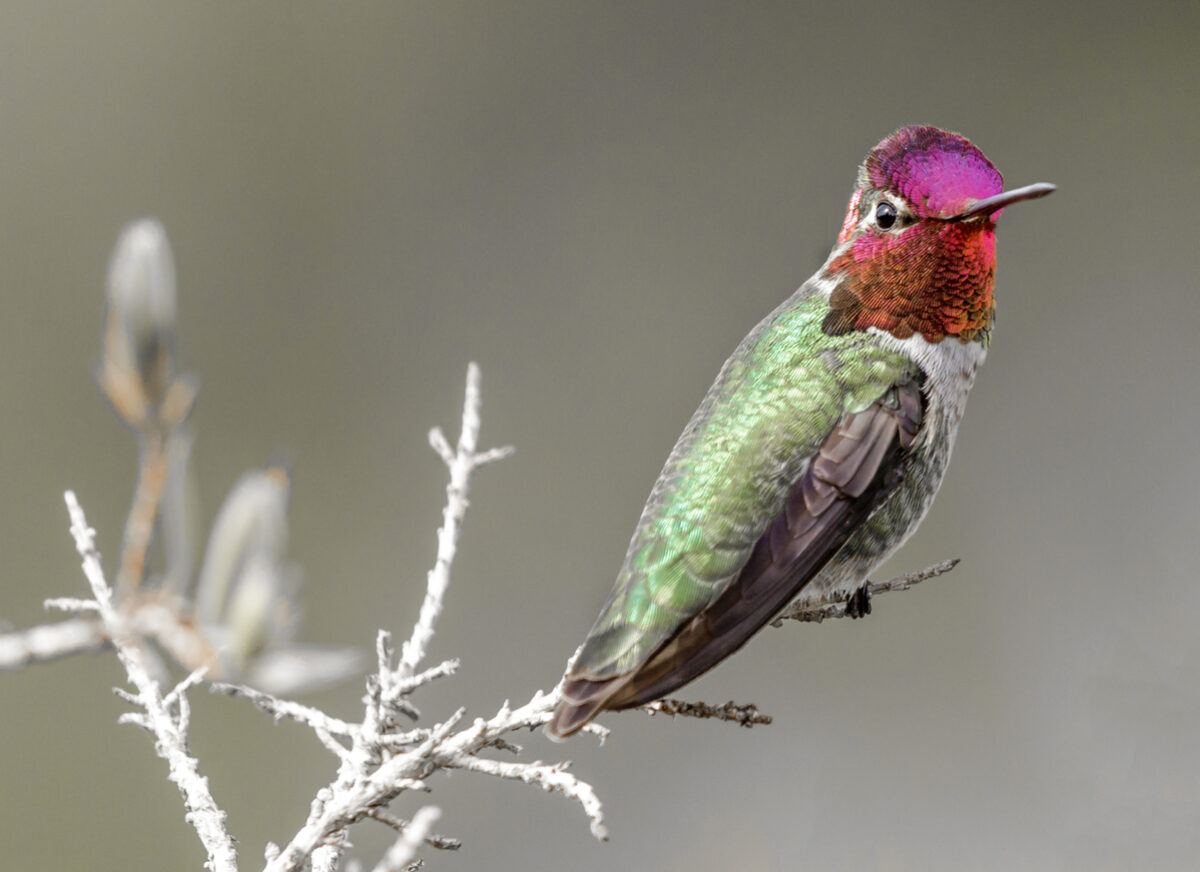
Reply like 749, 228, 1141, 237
875, 201, 897, 229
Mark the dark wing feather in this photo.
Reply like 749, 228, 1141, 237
548, 379, 923, 736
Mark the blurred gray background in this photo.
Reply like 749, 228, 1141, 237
1, 2, 1197, 870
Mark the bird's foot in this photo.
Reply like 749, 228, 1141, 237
846, 584, 872, 619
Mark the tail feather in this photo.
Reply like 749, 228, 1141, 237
546, 675, 628, 741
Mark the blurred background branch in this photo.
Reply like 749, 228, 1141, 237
3, 221, 361, 693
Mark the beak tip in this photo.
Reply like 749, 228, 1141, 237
952, 181, 1057, 221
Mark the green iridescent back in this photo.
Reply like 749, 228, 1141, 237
572, 282, 917, 679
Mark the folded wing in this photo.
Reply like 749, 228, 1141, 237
548, 378, 923, 738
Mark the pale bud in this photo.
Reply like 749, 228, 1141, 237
195, 466, 290, 628
223, 550, 295, 668
247, 644, 365, 697
101, 219, 179, 421
194, 464, 362, 692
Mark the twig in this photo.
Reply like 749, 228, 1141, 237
366, 808, 461, 851
397, 362, 514, 679
641, 698, 773, 727
0, 617, 107, 670
43, 597, 101, 613
64, 490, 237, 872
0, 615, 107, 666
772, 559, 960, 625
211, 682, 357, 737
371, 806, 440, 872
116, 430, 171, 601
132, 598, 219, 673
426, 690, 608, 839
392, 658, 459, 696
256, 366, 525, 872
251, 366, 604, 870
1, 595, 221, 674
444, 753, 606, 839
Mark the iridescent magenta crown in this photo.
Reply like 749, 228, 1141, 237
865, 126, 1003, 218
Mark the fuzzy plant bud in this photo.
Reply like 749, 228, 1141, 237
100, 219, 180, 425
223, 550, 296, 669
195, 466, 291, 629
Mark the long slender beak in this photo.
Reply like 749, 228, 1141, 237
949, 182, 1056, 221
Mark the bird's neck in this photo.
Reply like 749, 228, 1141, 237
820, 222, 997, 344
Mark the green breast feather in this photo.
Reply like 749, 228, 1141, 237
574, 286, 916, 679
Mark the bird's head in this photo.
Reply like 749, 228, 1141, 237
823, 125, 1054, 344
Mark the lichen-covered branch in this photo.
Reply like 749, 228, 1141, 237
397, 362, 514, 680
252, 365, 610, 872
0, 597, 218, 674
0, 616, 107, 669
64, 490, 238, 872
366, 808, 461, 852
371, 805, 441, 872
210, 682, 357, 737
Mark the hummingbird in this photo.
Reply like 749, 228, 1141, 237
546, 125, 1054, 739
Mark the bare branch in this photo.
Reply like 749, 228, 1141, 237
398, 363, 514, 680
471, 445, 516, 467
392, 658, 459, 696
43, 597, 101, 613
772, 559, 960, 625
116, 431, 171, 601
210, 682, 357, 737
162, 666, 209, 712
0, 617, 107, 670
366, 808, 461, 851
376, 729, 432, 749
313, 727, 354, 762
414, 689, 608, 838
426, 427, 455, 466
446, 754, 606, 840
371, 806, 441, 872
133, 599, 219, 674
258, 683, 608, 870
641, 698, 773, 727
64, 491, 237, 872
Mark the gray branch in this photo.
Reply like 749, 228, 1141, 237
0, 616, 106, 669
772, 559, 960, 625
641, 698, 774, 727
64, 491, 238, 872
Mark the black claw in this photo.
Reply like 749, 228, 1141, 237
846, 584, 872, 619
